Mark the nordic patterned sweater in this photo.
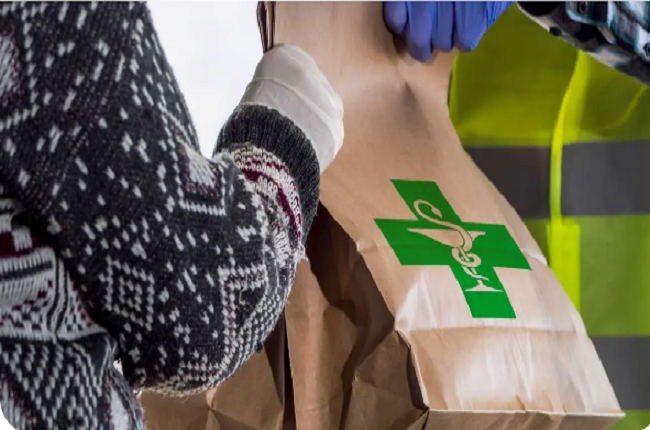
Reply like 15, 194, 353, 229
0, 2, 320, 429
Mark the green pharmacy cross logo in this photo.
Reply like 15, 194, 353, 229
375, 180, 531, 319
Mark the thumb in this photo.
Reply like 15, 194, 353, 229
384, 1, 409, 36
405, 1, 434, 62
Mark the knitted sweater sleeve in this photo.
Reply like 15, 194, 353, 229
0, 1, 319, 394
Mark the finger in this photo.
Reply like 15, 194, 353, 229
405, 1, 434, 62
430, 1, 455, 52
454, 2, 486, 52
486, 1, 513, 27
454, 2, 513, 52
384, 1, 409, 36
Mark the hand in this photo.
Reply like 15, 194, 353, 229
240, 44, 344, 173
383, 1, 513, 62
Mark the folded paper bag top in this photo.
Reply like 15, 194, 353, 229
140, 2, 623, 430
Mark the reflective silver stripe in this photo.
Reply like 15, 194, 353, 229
592, 336, 650, 410
466, 141, 650, 218
465, 146, 550, 219
562, 140, 650, 216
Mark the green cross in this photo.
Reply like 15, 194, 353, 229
375, 180, 531, 319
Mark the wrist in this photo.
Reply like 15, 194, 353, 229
239, 44, 344, 173
217, 104, 320, 241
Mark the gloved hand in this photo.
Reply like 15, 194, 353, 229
383, 1, 513, 62
240, 44, 344, 173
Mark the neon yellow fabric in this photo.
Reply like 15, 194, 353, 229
611, 411, 650, 430
548, 52, 586, 310
450, 5, 650, 338
449, 6, 650, 430
449, 7, 577, 149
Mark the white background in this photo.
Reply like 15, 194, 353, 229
0, 2, 260, 428
149, 1, 262, 156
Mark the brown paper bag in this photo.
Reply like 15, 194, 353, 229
140, 319, 292, 430
273, 2, 623, 430
141, 2, 623, 429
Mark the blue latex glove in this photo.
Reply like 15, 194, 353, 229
384, 1, 513, 62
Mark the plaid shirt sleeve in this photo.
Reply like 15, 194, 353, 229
518, 2, 650, 86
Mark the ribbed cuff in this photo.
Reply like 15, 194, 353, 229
216, 104, 320, 241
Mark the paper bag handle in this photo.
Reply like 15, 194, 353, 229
256, 1, 276, 53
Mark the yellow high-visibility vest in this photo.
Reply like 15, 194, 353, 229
450, 7, 650, 430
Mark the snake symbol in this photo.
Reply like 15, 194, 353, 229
410, 200, 498, 291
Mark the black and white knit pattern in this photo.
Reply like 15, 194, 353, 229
0, 2, 320, 429
518, 2, 650, 85
0, 184, 143, 429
